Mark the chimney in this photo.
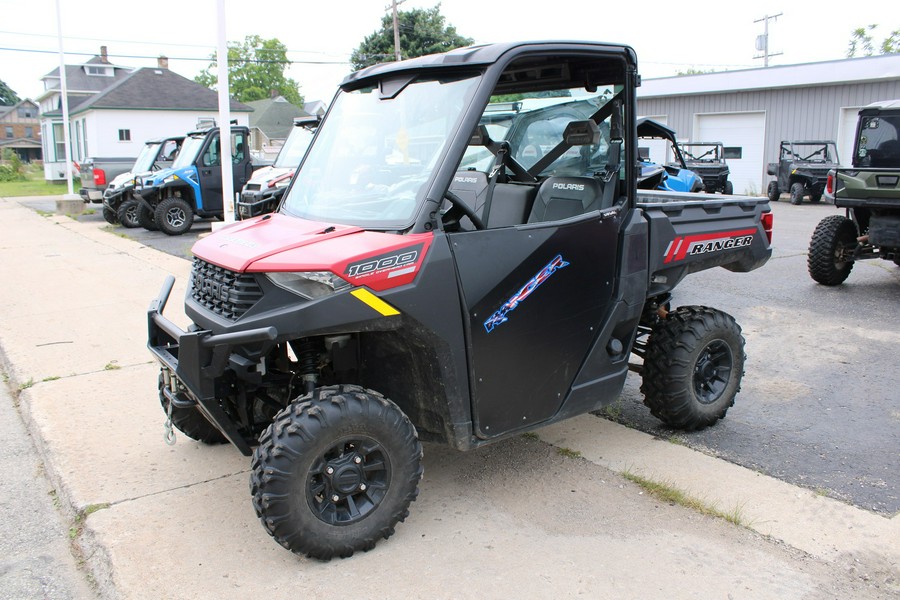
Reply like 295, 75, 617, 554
157, 55, 169, 69
100, 46, 109, 64
270, 89, 278, 99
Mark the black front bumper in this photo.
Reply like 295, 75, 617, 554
147, 276, 277, 455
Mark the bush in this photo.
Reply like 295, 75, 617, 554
0, 149, 25, 181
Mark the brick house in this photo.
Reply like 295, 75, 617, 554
0, 99, 42, 162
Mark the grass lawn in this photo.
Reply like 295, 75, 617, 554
0, 165, 81, 198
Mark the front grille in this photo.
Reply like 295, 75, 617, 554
190, 258, 263, 320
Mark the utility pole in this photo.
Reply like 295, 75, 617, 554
387, 0, 406, 61
754, 13, 783, 67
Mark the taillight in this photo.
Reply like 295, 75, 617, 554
761, 211, 774, 244
825, 173, 834, 195
93, 168, 107, 187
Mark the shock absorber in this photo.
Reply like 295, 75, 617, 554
294, 338, 320, 394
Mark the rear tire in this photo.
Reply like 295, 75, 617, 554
250, 385, 423, 560
790, 182, 805, 205
767, 181, 779, 202
808, 215, 857, 285
157, 374, 227, 444
117, 198, 141, 228
640, 306, 745, 430
156, 196, 194, 236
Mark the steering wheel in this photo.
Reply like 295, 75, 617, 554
442, 190, 485, 230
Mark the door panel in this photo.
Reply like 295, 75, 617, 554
450, 215, 619, 438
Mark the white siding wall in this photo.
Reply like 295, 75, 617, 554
41, 109, 250, 180
88, 110, 250, 157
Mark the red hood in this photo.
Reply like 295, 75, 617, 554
192, 214, 363, 272
192, 213, 434, 291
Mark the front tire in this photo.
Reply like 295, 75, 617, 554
723, 180, 733, 195
767, 181, 779, 202
640, 306, 745, 430
250, 385, 423, 560
117, 198, 141, 228
808, 215, 857, 285
156, 196, 194, 236
102, 206, 119, 225
137, 202, 158, 231
158, 374, 227, 444
790, 182, 805, 205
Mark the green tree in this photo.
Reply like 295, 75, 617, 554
847, 25, 899, 57
350, 3, 473, 71
195, 35, 303, 106
0, 79, 20, 106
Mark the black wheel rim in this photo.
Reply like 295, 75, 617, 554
307, 436, 390, 526
693, 339, 733, 404
124, 205, 137, 224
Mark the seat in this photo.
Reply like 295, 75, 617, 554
527, 176, 604, 223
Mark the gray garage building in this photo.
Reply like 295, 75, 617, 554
637, 53, 900, 196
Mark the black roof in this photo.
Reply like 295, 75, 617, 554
43, 67, 253, 117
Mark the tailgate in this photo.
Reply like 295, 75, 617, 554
638, 191, 772, 297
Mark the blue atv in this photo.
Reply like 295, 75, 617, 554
636, 118, 704, 193
134, 125, 255, 235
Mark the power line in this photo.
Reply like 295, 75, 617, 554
0, 46, 349, 65
0, 29, 343, 57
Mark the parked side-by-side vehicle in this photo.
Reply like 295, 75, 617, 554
133, 125, 257, 235
236, 116, 319, 219
147, 41, 773, 560
808, 100, 900, 284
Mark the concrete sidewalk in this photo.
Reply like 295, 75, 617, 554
0, 196, 897, 599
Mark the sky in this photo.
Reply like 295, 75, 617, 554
1, 0, 899, 106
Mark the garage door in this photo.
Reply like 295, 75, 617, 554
695, 112, 766, 196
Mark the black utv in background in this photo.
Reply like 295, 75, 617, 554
681, 142, 732, 194
767, 140, 840, 204
808, 100, 900, 285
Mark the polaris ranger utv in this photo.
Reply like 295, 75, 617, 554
767, 140, 840, 205
681, 142, 732, 194
808, 99, 900, 285
147, 41, 773, 560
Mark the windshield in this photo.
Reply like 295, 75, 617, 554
856, 113, 900, 168
281, 74, 479, 228
132, 142, 161, 172
273, 126, 316, 168
172, 135, 206, 170
782, 143, 837, 163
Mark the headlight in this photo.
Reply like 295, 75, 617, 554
162, 174, 180, 184
267, 271, 351, 300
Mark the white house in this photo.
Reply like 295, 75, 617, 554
38, 48, 253, 181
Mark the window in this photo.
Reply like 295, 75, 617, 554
4, 126, 12, 139
17, 106, 34, 118
86, 66, 112, 77
724, 147, 743, 160
25, 126, 33, 138
82, 120, 88, 157
118, 129, 131, 142
53, 123, 65, 161
202, 134, 221, 166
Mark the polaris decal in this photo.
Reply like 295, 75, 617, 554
345, 244, 423, 280
483, 255, 570, 333
552, 182, 585, 191
664, 229, 757, 263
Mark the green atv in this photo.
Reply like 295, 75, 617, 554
808, 100, 900, 285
